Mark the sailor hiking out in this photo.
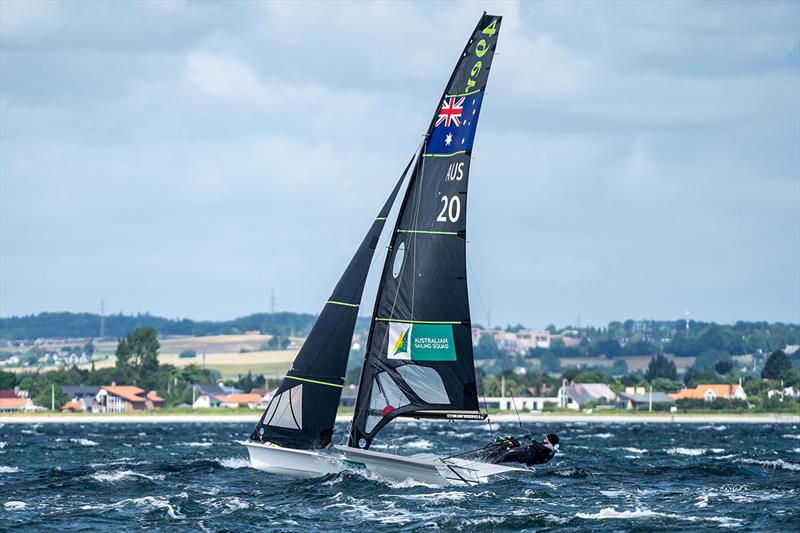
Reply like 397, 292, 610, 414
478, 433, 560, 467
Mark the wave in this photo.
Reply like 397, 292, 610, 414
0, 465, 21, 473
125, 495, 185, 520
577, 507, 664, 519
577, 507, 743, 527
737, 459, 800, 472
666, 447, 704, 456
70, 438, 99, 447
216, 457, 250, 469
395, 490, 469, 502
91, 469, 165, 483
4, 501, 27, 510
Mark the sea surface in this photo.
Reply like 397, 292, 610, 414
1, 420, 799, 531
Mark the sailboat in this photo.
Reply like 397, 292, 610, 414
242, 13, 524, 485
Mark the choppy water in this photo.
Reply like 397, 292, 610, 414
2, 421, 799, 531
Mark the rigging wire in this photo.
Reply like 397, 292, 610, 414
466, 256, 524, 432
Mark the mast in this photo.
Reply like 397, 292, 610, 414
251, 157, 413, 449
349, 13, 502, 449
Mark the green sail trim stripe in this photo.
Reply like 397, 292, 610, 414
444, 88, 483, 98
423, 150, 467, 158
375, 317, 462, 325
285, 375, 344, 388
326, 300, 359, 308
375, 217, 387, 221
397, 229, 458, 236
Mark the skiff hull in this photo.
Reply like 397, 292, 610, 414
242, 441, 343, 478
241, 441, 528, 485
335, 445, 528, 486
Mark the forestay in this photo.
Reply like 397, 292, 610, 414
251, 159, 412, 449
349, 14, 503, 450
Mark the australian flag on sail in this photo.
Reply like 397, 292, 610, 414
426, 92, 484, 155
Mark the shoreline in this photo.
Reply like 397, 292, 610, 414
2, 413, 798, 425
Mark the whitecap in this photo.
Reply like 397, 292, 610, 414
666, 447, 705, 456
0, 442, 5, 448
405, 439, 433, 450
791, 448, 800, 453
184, 442, 213, 447
623, 447, 647, 454
577, 507, 664, 520
4, 501, 27, 510
216, 457, 249, 469
737, 458, 800, 472
383, 477, 441, 489
91, 469, 165, 483
127, 495, 184, 519
594, 433, 614, 439
20, 429, 37, 435
0, 466, 21, 473
600, 490, 627, 497
70, 438, 98, 446
395, 490, 468, 502
782, 434, 800, 440
709, 448, 725, 453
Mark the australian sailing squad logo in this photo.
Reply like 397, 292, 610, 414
388, 322, 457, 361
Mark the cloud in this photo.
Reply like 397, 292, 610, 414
1, 0, 798, 325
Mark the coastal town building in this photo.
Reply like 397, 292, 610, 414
615, 387, 675, 410
192, 383, 269, 409
0, 389, 35, 412
482, 396, 560, 411
669, 384, 748, 402
558, 382, 617, 410
95, 385, 164, 413
61, 385, 101, 412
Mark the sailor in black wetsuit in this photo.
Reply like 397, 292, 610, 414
491, 433, 559, 466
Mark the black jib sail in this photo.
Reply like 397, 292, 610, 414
349, 14, 502, 450
251, 158, 412, 449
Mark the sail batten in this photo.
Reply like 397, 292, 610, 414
349, 13, 502, 449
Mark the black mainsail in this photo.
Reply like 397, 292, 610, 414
251, 159, 412, 449
349, 14, 502, 449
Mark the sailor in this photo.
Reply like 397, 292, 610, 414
490, 433, 560, 466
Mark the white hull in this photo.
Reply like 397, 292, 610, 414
242, 441, 343, 478
335, 445, 528, 486
241, 440, 528, 485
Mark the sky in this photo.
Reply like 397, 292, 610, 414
1, 0, 798, 328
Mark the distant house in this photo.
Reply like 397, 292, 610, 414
216, 393, 264, 408
95, 385, 164, 413
192, 383, 226, 408
0, 389, 35, 412
615, 387, 675, 410
483, 396, 560, 411
61, 386, 101, 412
669, 384, 747, 402
558, 382, 617, 410
192, 383, 258, 409
767, 386, 799, 400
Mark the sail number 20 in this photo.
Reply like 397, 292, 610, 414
437, 195, 461, 223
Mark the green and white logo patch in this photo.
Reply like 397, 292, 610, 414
387, 322, 457, 361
